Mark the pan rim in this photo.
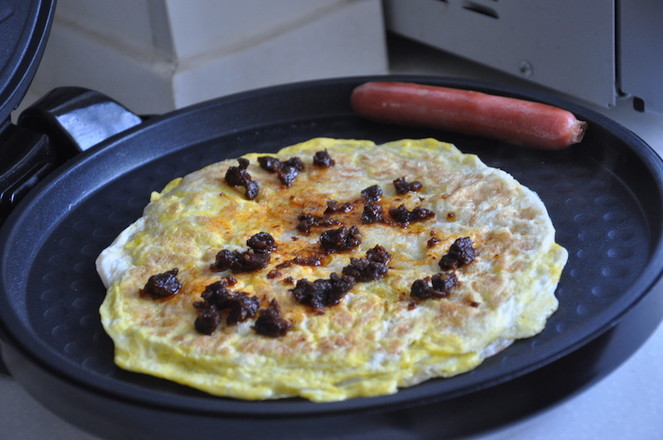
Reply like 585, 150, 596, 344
1, 75, 662, 417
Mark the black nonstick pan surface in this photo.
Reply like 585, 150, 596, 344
1, 75, 662, 439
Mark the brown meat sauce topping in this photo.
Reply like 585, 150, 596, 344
193, 279, 292, 337
252, 299, 293, 337
324, 199, 353, 214
165, 152, 479, 338
341, 245, 391, 282
361, 199, 385, 224
410, 237, 477, 302
393, 176, 422, 194
276, 255, 323, 269
289, 245, 392, 311
193, 280, 260, 334
258, 155, 305, 187
225, 158, 259, 200
389, 205, 435, 226
213, 232, 276, 273
439, 237, 476, 270
140, 268, 182, 300
313, 150, 335, 168
319, 226, 362, 252
410, 272, 458, 300
360, 184, 383, 201
291, 272, 356, 310
296, 214, 342, 234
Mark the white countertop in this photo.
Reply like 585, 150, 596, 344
1, 34, 662, 440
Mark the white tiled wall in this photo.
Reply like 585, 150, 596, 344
23, 0, 388, 115
52, 0, 160, 53
170, 0, 388, 108
164, 0, 348, 59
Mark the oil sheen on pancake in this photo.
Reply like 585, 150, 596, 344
96, 138, 568, 402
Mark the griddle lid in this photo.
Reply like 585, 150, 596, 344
0, 0, 54, 126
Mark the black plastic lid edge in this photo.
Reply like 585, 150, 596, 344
0, 0, 56, 124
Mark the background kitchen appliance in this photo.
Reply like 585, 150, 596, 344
384, 0, 663, 114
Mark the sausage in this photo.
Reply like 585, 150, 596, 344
350, 81, 587, 150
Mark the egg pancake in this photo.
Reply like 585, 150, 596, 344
96, 138, 567, 402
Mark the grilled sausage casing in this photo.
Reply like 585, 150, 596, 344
351, 81, 587, 150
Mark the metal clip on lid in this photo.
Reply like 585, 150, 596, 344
18, 86, 143, 156
0, 87, 142, 224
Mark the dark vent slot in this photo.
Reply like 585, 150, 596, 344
462, 1, 499, 19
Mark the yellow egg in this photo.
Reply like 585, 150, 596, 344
96, 138, 567, 402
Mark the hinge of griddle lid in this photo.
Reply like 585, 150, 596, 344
0, 122, 57, 225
